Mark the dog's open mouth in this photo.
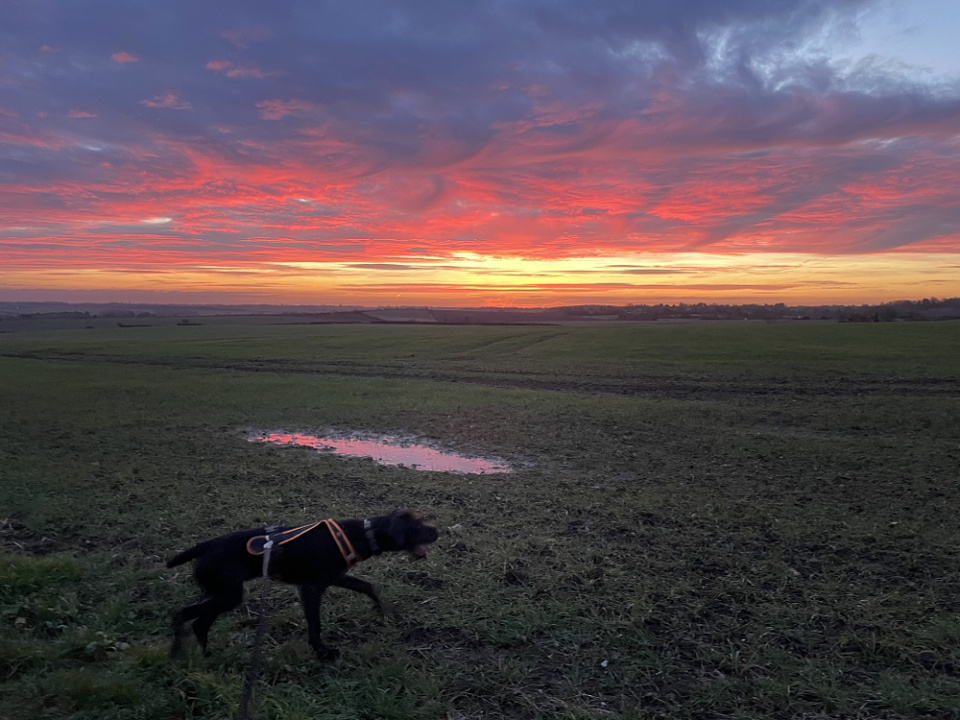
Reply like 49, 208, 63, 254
411, 544, 429, 559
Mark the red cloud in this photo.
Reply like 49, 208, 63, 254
5, 86, 958, 306
111, 51, 138, 63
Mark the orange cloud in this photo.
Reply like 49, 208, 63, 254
111, 51, 138, 63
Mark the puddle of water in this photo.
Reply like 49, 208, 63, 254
247, 430, 513, 474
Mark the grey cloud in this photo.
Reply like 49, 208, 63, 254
5, 0, 956, 162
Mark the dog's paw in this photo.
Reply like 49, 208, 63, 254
170, 631, 193, 659
314, 645, 340, 662
381, 601, 399, 620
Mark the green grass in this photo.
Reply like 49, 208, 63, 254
1, 319, 959, 718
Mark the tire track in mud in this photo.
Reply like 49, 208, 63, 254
442, 329, 572, 357
4, 350, 959, 399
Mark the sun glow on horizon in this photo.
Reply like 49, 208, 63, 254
2, 252, 956, 307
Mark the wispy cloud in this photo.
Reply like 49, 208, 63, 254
139, 93, 191, 110
256, 99, 316, 120
206, 60, 275, 79
222, 26, 273, 49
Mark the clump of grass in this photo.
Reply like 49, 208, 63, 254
0, 552, 80, 601
40, 668, 142, 710
1, 552, 83, 649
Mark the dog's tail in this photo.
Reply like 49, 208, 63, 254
166, 543, 206, 568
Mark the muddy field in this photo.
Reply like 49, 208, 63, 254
1, 320, 959, 719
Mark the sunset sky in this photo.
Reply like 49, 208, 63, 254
2, 0, 959, 307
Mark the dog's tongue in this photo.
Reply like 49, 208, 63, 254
413, 544, 428, 559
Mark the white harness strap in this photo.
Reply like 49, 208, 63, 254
261, 538, 274, 577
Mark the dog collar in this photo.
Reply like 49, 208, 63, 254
364, 518, 381, 556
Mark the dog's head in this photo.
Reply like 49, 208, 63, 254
385, 510, 439, 559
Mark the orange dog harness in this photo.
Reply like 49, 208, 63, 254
246, 519, 362, 568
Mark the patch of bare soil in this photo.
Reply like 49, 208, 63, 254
0, 516, 60, 555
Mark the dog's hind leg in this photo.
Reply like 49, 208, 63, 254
190, 585, 244, 654
171, 596, 216, 657
169, 583, 243, 656
299, 583, 338, 661
170, 605, 196, 657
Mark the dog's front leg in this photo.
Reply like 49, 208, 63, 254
299, 583, 338, 661
331, 575, 396, 615
331, 574, 384, 614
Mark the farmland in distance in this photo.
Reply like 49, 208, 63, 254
1, 318, 958, 719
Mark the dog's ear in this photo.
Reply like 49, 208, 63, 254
386, 510, 412, 547
385, 510, 432, 545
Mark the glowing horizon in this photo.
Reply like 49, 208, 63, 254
2, 1, 959, 307
4, 251, 956, 308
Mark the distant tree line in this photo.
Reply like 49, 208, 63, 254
564, 297, 960, 322
2, 297, 958, 324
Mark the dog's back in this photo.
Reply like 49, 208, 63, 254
166, 528, 265, 568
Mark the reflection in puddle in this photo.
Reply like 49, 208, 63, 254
248, 431, 513, 474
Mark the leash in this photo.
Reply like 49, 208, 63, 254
237, 535, 274, 720
235, 518, 372, 719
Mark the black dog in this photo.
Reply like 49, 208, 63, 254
167, 510, 438, 660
